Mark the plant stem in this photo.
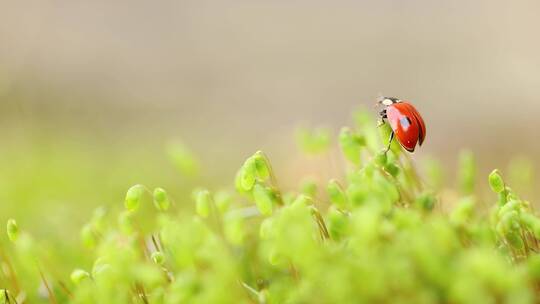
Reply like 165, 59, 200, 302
37, 264, 57, 304
260, 152, 284, 206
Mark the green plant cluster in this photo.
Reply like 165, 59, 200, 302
2, 110, 540, 303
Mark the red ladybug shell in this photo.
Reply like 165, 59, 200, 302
386, 101, 426, 152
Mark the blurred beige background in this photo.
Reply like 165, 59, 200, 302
1, 0, 539, 198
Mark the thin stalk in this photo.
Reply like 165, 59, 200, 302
57, 281, 73, 300
378, 167, 413, 206
240, 281, 260, 302
311, 207, 330, 241
3, 290, 10, 304
259, 152, 284, 206
37, 264, 57, 304
135, 283, 149, 304
151, 234, 161, 252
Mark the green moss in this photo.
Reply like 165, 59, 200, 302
3, 109, 540, 303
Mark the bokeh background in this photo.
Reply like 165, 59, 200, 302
1, 0, 539, 239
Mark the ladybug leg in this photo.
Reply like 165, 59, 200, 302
383, 131, 395, 153
377, 110, 387, 127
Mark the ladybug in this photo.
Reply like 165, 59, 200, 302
377, 96, 426, 153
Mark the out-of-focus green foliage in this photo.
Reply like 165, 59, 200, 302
1, 109, 540, 303
339, 127, 365, 165
166, 141, 200, 177
295, 126, 331, 155
458, 150, 476, 195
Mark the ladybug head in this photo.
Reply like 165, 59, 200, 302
377, 96, 401, 106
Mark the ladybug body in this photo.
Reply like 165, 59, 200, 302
378, 97, 426, 153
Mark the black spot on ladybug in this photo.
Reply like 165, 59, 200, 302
417, 117, 425, 146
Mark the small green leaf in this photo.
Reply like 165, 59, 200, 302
253, 183, 274, 215
92, 258, 111, 278
253, 151, 270, 180
339, 127, 365, 164
500, 210, 520, 233
415, 192, 436, 212
374, 151, 388, 167
505, 231, 524, 250
153, 187, 171, 211
488, 169, 505, 193
151, 252, 165, 265
385, 163, 400, 177
196, 189, 211, 218
70, 269, 90, 284
327, 179, 347, 209
327, 206, 348, 241
6, 219, 18, 242
240, 157, 257, 191
125, 184, 145, 211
